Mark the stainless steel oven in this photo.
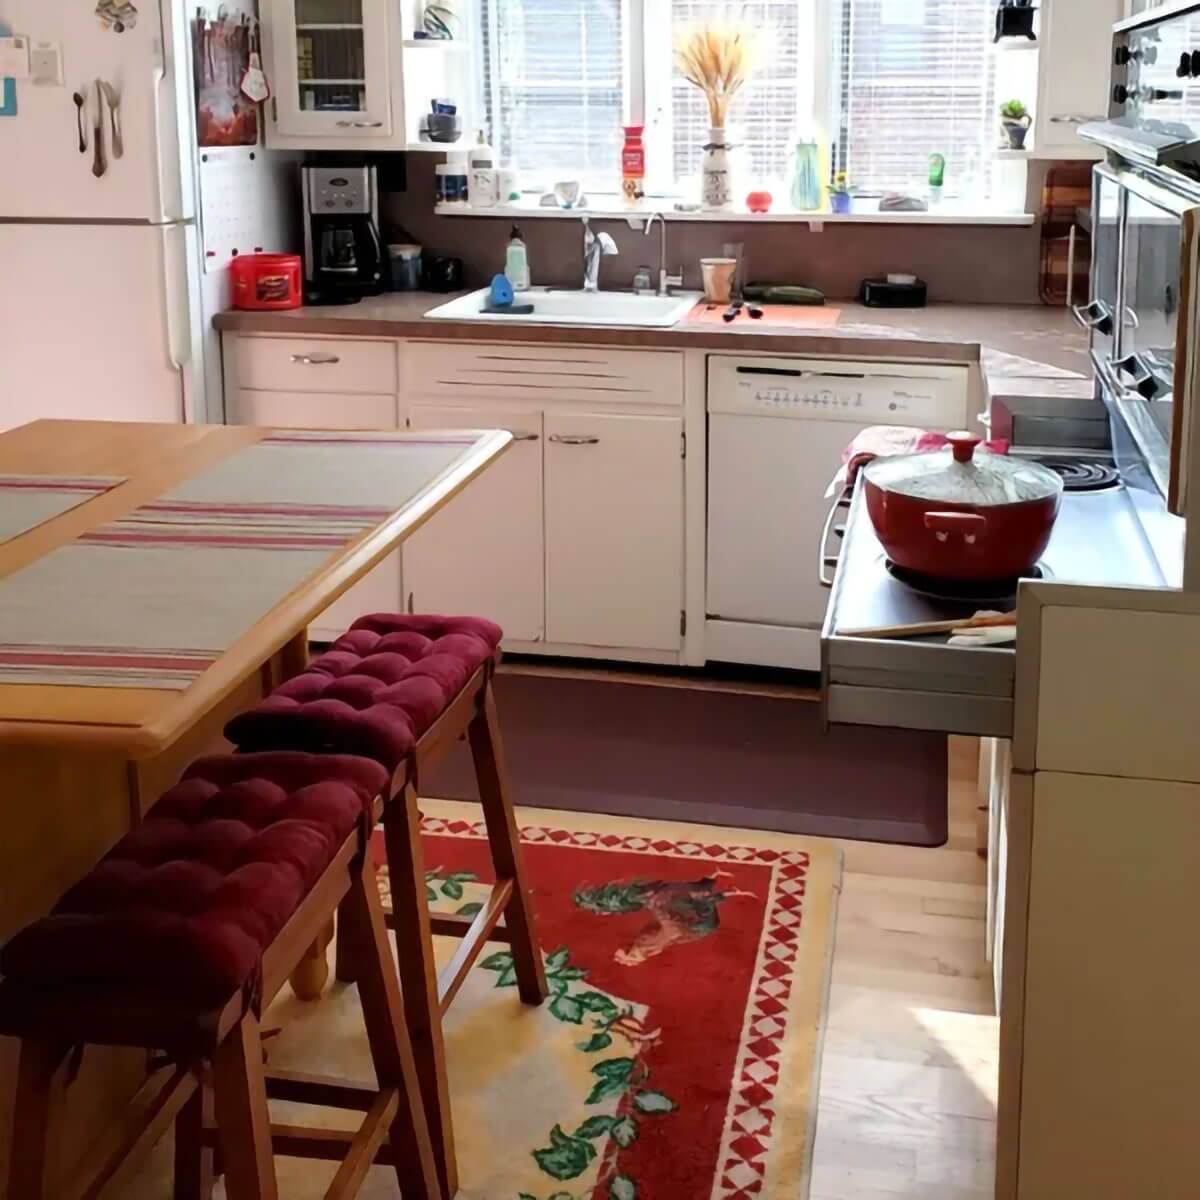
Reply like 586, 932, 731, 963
1092, 166, 1200, 516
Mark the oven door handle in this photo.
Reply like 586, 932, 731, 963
818, 490, 851, 588
1073, 300, 1114, 336
1115, 351, 1169, 399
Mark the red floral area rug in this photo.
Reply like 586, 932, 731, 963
376, 800, 843, 1200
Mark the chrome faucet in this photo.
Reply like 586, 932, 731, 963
644, 212, 683, 296
582, 216, 618, 292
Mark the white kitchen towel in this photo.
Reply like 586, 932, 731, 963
0, 475, 125, 543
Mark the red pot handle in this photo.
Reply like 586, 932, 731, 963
946, 431, 982, 463
924, 511, 988, 543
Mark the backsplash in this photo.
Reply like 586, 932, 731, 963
381, 155, 1050, 305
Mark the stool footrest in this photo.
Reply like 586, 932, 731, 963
265, 1123, 398, 1166
437, 879, 514, 1013
264, 1070, 378, 1111
325, 1088, 399, 1200
428, 911, 512, 942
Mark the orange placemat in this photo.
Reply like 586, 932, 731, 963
687, 302, 842, 328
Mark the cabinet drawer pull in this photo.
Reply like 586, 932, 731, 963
336, 120, 385, 128
549, 434, 600, 445
510, 432, 540, 442
290, 353, 341, 365
1049, 114, 1105, 125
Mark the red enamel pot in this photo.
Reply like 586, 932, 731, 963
862, 432, 1063, 581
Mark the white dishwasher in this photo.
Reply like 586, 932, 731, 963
705, 354, 971, 670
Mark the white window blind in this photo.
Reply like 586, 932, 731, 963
479, 0, 626, 191
832, 0, 998, 198
651, 0, 812, 190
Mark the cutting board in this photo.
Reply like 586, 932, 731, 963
687, 303, 843, 328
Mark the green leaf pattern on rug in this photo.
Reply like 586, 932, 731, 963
609, 1176, 638, 1200
532, 1124, 597, 1181
474, 925, 676, 1197
425, 867, 478, 904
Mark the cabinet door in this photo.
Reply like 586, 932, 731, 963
403, 406, 545, 644
544, 412, 684, 652
228, 386, 401, 641
266, 0, 393, 140
1034, 0, 1121, 157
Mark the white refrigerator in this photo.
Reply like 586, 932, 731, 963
0, 0, 207, 429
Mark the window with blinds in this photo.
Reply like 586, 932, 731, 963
831, 0, 998, 198
478, 0, 626, 191
474, 0, 1004, 203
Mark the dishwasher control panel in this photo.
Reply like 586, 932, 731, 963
707, 355, 972, 428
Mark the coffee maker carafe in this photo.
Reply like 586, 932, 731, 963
302, 165, 384, 304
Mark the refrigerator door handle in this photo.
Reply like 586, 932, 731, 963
161, 224, 192, 376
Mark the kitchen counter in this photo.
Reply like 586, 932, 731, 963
215, 293, 1091, 378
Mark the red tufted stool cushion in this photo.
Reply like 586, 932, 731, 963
224, 614, 503, 772
0, 752, 387, 1013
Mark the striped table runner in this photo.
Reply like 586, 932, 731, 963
0, 431, 487, 689
0, 475, 125, 543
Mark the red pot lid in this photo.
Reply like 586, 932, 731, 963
863, 432, 1063, 506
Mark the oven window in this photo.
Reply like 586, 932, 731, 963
1121, 192, 1180, 436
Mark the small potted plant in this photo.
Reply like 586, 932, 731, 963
1000, 99, 1032, 150
830, 170, 851, 214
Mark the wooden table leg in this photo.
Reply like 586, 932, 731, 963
289, 918, 335, 1001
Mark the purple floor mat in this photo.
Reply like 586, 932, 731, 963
426, 671, 949, 847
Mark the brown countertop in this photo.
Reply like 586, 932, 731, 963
214, 292, 1090, 378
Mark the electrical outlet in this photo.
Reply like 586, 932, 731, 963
30, 41, 63, 87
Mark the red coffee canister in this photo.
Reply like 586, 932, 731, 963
231, 253, 303, 310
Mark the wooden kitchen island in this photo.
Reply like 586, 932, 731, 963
0, 418, 509, 1189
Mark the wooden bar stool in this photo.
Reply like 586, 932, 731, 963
0, 752, 442, 1200
225, 614, 548, 1198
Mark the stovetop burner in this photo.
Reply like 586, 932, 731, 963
1033, 456, 1121, 493
884, 560, 1047, 605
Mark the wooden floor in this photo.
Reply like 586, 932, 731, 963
811, 735, 997, 1200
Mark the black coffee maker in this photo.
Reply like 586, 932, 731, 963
301, 164, 384, 304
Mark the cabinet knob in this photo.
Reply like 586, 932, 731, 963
548, 434, 600, 445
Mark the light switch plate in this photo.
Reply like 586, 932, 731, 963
0, 34, 30, 80
30, 41, 63, 86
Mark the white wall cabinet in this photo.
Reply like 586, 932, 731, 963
403, 405, 546, 643
261, 0, 404, 150
544, 413, 684, 651
1033, 0, 1123, 158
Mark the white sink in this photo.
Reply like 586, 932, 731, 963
424, 287, 701, 328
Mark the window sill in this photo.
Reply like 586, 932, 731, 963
432, 198, 1036, 227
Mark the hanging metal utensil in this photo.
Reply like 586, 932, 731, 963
92, 78, 106, 178
100, 80, 122, 158
72, 90, 87, 153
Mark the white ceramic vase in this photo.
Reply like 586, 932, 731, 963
702, 127, 733, 211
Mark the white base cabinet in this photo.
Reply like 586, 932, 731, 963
544, 412, 684, 651
403, 405, 545, 643
226, 346, 403, 643
221, 332, 691, 663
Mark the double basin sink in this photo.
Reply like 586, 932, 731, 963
425, 287, 701, 329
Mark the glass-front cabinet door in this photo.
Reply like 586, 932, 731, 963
269, 0, 393, 139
